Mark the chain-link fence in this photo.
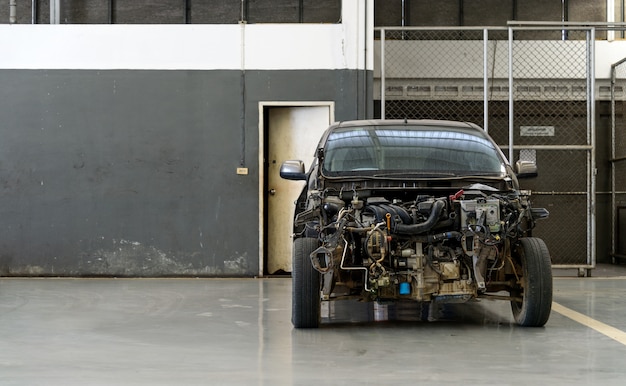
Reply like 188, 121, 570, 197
611, 58, 626, 263
511, 28, 594, 275
376, 26, 596, 273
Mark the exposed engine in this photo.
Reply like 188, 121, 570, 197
304, 188, 537, 303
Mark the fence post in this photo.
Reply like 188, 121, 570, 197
380, 28, 386, 120
508, 27, 514, 163
483, 29, 489, 132
611, 62, 616, 260
589, 28, 596, 270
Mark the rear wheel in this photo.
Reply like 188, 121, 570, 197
292, 237, 321, 328
510, 237, 553, 327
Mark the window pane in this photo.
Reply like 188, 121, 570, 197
323, 125, 504, 175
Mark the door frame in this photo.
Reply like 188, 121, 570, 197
258, 101, 335, 277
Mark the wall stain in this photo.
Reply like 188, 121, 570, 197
74, 239, 249, 277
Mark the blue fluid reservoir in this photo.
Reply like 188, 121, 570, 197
399, 282, 411, 295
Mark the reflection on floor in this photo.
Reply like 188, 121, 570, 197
1, 264, 626, 384
322, 297, 515, 325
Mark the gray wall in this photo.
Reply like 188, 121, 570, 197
0, 69, 369, 276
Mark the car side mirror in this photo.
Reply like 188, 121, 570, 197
280, 160, 306, 180
515, 160, 538, 178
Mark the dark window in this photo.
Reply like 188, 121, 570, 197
323, 125, 504, 176
9, 0, 341, 24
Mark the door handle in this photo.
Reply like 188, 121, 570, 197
269, 189, 276, 196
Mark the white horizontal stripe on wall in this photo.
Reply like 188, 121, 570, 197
0, 23, 361, 71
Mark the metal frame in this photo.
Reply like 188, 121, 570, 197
610, 58, 626, 263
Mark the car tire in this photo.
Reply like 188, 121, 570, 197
292, 237, 321, 328
510, 237, 553, 327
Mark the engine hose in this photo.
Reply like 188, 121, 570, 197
432, 218, 455, 231
394, 199, 445, 235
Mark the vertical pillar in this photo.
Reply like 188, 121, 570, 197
608, 0, 616, 41
50, 0, 61, 24
9, 0, 17, 24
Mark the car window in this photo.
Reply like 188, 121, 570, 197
322, 125, 505, 176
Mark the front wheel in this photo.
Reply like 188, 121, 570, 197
292, 237, 321, 328
510, 237, 553, 327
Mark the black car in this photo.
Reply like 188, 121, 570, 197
280, 119, 552, 328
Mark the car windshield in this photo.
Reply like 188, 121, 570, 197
321, 125, 506, 177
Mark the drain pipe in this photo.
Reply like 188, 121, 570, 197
32, 0, 38, 23
108, 0, 116, 24
9, 0, 16, 24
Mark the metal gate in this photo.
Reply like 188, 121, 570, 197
376, 26, 596, 274
611, 57, 626, 264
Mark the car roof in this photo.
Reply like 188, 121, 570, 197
319, 120, 488, 146
314, 119, 494, 156
331, 119, 482, 131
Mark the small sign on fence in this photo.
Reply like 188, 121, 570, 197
520, 126, 555, 136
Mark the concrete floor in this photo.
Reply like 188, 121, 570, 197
1, 265, 626, 385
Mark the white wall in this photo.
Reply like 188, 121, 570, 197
0, 0, 374, 72
596, 40, 626, 78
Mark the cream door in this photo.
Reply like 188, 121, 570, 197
266, 105, 332, 274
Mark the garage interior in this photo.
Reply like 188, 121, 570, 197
1, 0, 626, 384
